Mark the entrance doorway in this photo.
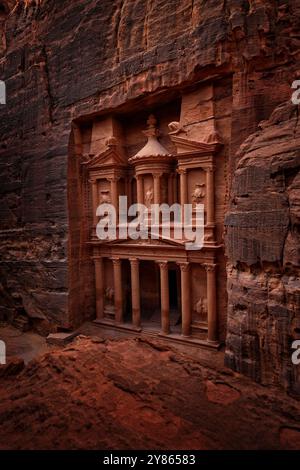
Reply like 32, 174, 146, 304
140, 261, 160, 326
168, 267, 181, 332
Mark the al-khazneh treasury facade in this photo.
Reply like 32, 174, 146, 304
75, 85, 227, 348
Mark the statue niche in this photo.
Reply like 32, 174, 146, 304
194, 297, 208, 321
192, 183, 206, 206
145, 187, 153, 208
100, 190, 111, 204
104, 286, 115, 319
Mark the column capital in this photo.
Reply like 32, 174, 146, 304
157, 260, 168, 271
177, 261, 190, 272
108, 176, 120, 183
93, 256, 104, 262
205, 166, 216, 174
129, 258, 139, 266
111, 257, 121, 266
153, 172, 163, 179
177, 168, 187, 175
204, 263, 217, 272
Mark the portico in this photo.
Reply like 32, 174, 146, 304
92, 248, 219, 346
83, 108, 223, 349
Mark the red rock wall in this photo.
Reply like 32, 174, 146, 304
0, 0, 299, 388
225, 101, 300, 394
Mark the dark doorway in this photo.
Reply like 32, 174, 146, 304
169, 268, 181, 332
140, 261, 160, 324
169, 269, 178, 309
122, 260, 132, 323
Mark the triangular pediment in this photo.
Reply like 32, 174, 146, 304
170, 136, 221, 154
84, 148, 127, 169
101, 234, 186, 248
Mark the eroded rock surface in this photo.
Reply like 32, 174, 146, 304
225, 101, 300, 393
0, 1, 300, 390
0, 336, 300, 450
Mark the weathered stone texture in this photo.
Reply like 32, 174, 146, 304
0, 336, 300, 449
225, 101, 300, 393
0, 0, 300, 388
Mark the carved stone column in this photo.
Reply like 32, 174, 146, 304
179, 169, 188, 206
130, 258, 141, 328
153, 173, 161, 205
90, 179, 98, 235
204, 263, 217, 342
127, 176, 132, 208
158, 261, 170, 335
112, 258, 123, 323
168, 174, 173, 205
173, 173, 178, 203
136, 176, 144, 205
178, 262, 191, 336
109, 177, 119, 212
206, 167, 215, 226
94, 257, 104, 319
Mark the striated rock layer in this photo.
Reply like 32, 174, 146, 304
225, 101, 300, 394
0, 1, 299, 389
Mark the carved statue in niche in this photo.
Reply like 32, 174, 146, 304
104, 286, 115, 318
194, 297, 208, 319
100, 190, 111, 204
145, 187, 153, 207
105, 287, 114, 304
192, 183, 206, 205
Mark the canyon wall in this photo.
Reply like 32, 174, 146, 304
0, 0, 299, 389
225, 100, 300, 394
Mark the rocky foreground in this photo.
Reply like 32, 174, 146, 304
0, 336, 300, 450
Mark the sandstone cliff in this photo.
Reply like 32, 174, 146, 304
225, 100, 300, 394
0, 0, 299, 389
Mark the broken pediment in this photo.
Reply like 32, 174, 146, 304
83, 147, 127, 170
169, 135, 222, 155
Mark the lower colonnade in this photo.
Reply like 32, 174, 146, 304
93, 257, 218, 344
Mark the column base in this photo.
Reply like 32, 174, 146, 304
158, 331, 170, 338
207, 339, 220, 347
94, 318, 142, 333
93, 319, 221, 349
